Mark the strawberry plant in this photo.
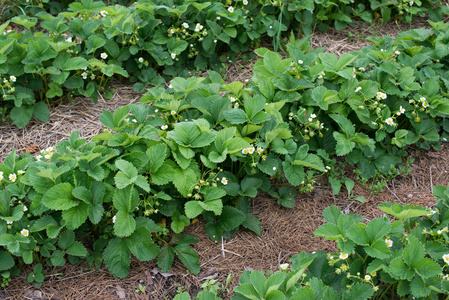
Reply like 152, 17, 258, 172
0, 82, 324, 280
229, 186, 449, 299
1, 0, 449, 127
247, 22, 449, 179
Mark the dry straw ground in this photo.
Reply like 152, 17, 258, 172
0, 17, 446, 300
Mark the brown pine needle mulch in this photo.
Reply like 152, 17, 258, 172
1, 16, 448, 300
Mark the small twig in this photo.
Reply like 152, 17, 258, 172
386, 184, 402, 203
221, 236, 225, 258
222, 249, 242, 257
430, 165, 434, 192
200, 255, 221, 267
97, 90, 105, 103
343, 202, 353, 214
277, 251, 282, 268
48, 270, 97, 282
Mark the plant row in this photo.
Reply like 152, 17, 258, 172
1, 0, 449, 127
4, 0, 449, 31
175, 191, 449, 299
1, 20, 449, 291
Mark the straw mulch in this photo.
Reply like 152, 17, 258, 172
1, 16, 448, 300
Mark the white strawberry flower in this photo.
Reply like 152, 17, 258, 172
66, 37, 72, 43
280, 263, 289, 270
112, 215, 117, 224
355, 87, 362, 92
195, 23, 203, 32
221, 177, 228, 185
81, 72, 88, 80
243, 0, 248, 5
364, 275, 371, 281
6, 220, 13, 225
138, 57, 144, 63
161, 125, 168, 130
100, 52, 108, 59
248, 147, 255, 154
385, 238, 393, 248
298, 60, 303, 64
182, 22, 189, 29
20, 229, 29, 237
171, 110, 176, 115
339, 253, 348, 260
385, 118, 394, 126
9, 173, 16, 182
100, 10, 108, 17
228, 6, 234, 13
10, 75, 16, 82
443, 253, 449, 264
171, 53, 176, 59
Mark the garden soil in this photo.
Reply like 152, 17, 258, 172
0, 17, 447, 300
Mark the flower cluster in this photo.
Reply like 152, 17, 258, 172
242, 146, 255, 155
407, 95, 431, 123
376, 92, 387, 100
35, 146, 56, 162
0, 169, 25, 183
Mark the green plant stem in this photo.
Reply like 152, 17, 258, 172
377, 283, 393, 300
